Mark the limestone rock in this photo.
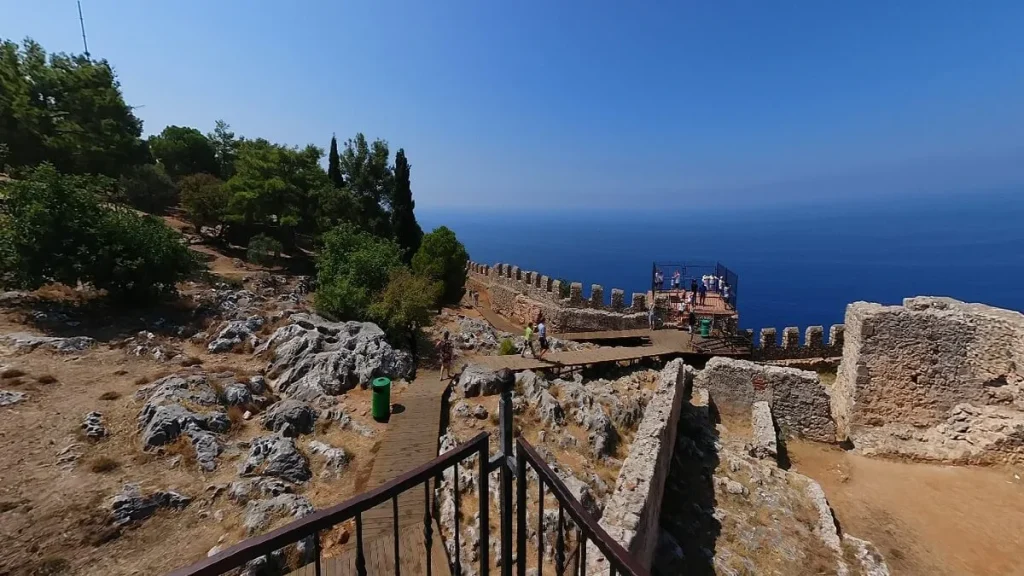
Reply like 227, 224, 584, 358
1, 332, 94, 353
472, 404, 489, 420
239, 435, 311, 483
582, 405, 618, 458
82, 411, 107, 439
458, 365, 512, 397
750, 401, 778, 460
843, 535, 891, 576
208, 316, 265, 353
243, 494, 314, 535
261, 399, 317, 436
308, 440, 349, 477
139, 403, 229, 448
223, 382, 254, 406
0, 390, 26, 407
516, 370, 549, 399
227, 477, 292, 504
110, 483, 191, 526
536, 390, 564, 426
256, 313, 413, 401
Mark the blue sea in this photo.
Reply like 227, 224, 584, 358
420, 191, 1024, 334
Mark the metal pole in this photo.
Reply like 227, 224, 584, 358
498, 370, 514, 576
77, 1, 90, 58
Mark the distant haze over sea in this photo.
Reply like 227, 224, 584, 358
421, 190, 1024, 333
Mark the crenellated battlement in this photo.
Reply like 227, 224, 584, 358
466, 260, 648, 331
749, 324, 845, 360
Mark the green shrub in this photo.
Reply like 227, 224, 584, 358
411, 226, 469, 306
179, 173, 228, 233
117, 163, 178, 213
314, 224, 403, 320
247, 233, 282, 266
498, 338, 517, 356
368, 268, 440, 342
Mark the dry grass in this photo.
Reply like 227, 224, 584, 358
1, 367, 26, 379
28, 555, 70, 575
113, 369, 129, 376
98, 391, 122, 401
36, 373, 58, 384
227, 405, 247, 430
181, 356, 203, 367
89, 456, 121, 473
315, 418, 333, 435
232, 339, 256, 354
133, 375, 150, 386
4, 377, 25, 387
164, 436, 197, 469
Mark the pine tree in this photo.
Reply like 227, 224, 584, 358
328, 133, 343, 188
391, 148, 423, 263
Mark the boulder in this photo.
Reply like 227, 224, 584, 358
243, 493, 314, 535
1, 332, 94, 353
261, 399, 317, 436
110, 483, 191, 526
472, 405, 489, 420
239, 435, 312, 483
582, 405, 618, 458
308, 440, 350, 477
227, 477, 292, 504
256, 314, 413, 401
536, 390, 565, 426
223, 383, 254, 406
516, 370, 549, 399
208, 316, 265, 353
186, 428, 222, 472
82, 411, 107, 439
458, 365, 512, 398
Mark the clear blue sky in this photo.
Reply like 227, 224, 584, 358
4, 1, 1024, 209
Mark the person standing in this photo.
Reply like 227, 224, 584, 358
437, 331, 454, 381
522, 323, 535, 357
699, 282, 707, 306
655, 269, 665, 291
536, 318, 549, 359
671, 270, 681, 291
723, 283, 732, 309
688, 310, 697, 341
648, 302, 656, 331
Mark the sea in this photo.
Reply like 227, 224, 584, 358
419, 190, 1024, 334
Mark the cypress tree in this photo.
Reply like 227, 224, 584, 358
328, 133, 343, 188
391, 148, 423, 262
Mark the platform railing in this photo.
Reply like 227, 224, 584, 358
167, 432, 492, 576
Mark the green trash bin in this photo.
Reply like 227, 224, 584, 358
371, 377, 391, 421
699, 318, 711, 337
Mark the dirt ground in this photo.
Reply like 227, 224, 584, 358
787, 440, 1024, 576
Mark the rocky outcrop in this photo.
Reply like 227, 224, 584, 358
457, 365, 512, 397
695, 357, 836, 443
82, 411, 107, 440
239, 435, 311, 483
257, 313, 413, 401
227, 477, 293, 504
261, 399, 317, 437
110, 483, 191, 526
0, 390, 26, 407
2, 332, 94, 353
208, 316, 265, 353
834, 297, 1024, 463
243, 493, 314, 535
307, 440, 349, 478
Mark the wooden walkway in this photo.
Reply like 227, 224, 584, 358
473, 343, 680, 372
303, 378, 452, 576
555, 329, 652, 341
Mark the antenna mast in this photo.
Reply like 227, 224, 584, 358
77, 1, 90, 58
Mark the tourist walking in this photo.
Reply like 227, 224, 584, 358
437, 331, 454, 381
648, 302, 656, 331
699, 282, 707, 306
522, 323, 535, 357
690, 278, 698, 295
536, 318, 549, 359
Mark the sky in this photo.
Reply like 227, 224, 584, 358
4, 0, 1024, 209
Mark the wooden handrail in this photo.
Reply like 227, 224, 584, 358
516, 438, 649, 576
168, 432, 490, 576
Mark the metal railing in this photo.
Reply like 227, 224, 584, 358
168, 432, 492, 576
516, 439, 649, 576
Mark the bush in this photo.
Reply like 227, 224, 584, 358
91, 207, 197, 303
247, 233, 282, 266
117, 163, 178, 213
179, 173, 228, 233
368, 268, 441, 342
498, 338, 517, 356
412, 226, 469, 306
314, 224, 403, 320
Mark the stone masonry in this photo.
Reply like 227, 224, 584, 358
695, 357, 836, 443
467, 261, 648, 332
833, 297, 1024, 463
588, 359, 692, 573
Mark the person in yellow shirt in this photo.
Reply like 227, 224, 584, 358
522, 323, 535, 357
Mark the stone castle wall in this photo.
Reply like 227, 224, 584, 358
467, 261, 648, 332
747, 324, 845, 360
695, 356, 837, 442
833, 297, 1024, 444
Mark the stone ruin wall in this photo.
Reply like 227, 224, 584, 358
747, 324, 845, 361
694, 356, 837, 443
833, 296, 1024, 443
588, 359, 692, 573
466, 261, 648, 332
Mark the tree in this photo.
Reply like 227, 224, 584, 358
412, 226, 469, 306
179, 173, 229, 234
314, 224, 403, 320
328, 134, 343, 188
224, 139, 329, 242
247, 233, 282, 266
369, 268, 440, 345
148, 125, 219, 180
208, 120, 239, 179
391, 148, 423, 263
0, 39, 148, 177
117, 163, 177, 213
340, 133, 392, 236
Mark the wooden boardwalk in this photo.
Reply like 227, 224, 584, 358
555, 329, 652, 341
473, 343, 680, 372
306, 378, 452, 576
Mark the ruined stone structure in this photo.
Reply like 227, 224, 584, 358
748, 324, 845, 361
833, 297, 1024, 463
695, 357, 836, 442
466, 261, 648, 332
